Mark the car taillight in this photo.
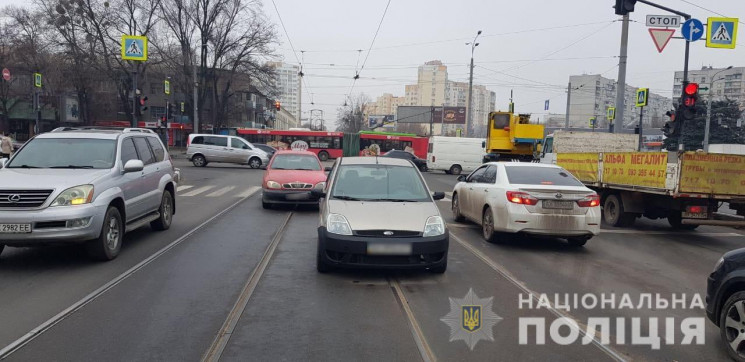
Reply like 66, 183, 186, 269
687, 205, 704, 213
577, 194, 600, 207
506, 191, 538, 206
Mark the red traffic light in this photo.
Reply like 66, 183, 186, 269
139, 96, 148, 106
274, 101, 281, 110
684, 83, 699, 95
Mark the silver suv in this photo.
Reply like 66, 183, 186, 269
186, 134, 269, 168
0, 128, 180, 261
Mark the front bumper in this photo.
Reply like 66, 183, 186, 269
262, 189, 318, 205
0, 204, 105, 246
501, 204, 601, 237
317, 227, 448, 269
706, 274, 718, 323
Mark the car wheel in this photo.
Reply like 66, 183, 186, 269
429, 260, 447, 274
668, 211, 699, 230
87, 206, 123, 261
192, 154, 207, 167
449, 164, 462, 175
603, 194, 635, 227
151, 190, 174, 231
316, 243, 333, 273
452, 193, 465, 222
482, 207, 498, 243
249, 157, 262, 169
720, 291, 745, 361
567, 236, 590, 247
318, 151, 329, 162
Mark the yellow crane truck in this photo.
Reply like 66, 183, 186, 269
482, 111, 544, 163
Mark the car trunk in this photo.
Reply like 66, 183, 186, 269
514, 185, 595, 216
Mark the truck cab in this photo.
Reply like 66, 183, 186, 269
483, 111, 544, 162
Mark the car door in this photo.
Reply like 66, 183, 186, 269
461, 166, 487, 220
203, 136, 229, 162
132, 136, 161, 213
229, 137, 252, 164
469, 165, 497, 220
147, 135, 171, 184
119, 137, 148, 221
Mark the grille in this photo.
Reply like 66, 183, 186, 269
35, 221, 67, 229
0, 190, 54, 208
355, 230, 421, 237
282, 182, 313, 189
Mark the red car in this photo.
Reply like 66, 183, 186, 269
262, 150, 329, 209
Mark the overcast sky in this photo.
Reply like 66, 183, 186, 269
2, 0, 743, 126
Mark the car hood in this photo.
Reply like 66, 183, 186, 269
327, 199, 440, 232
0, 168, 112, 190
264, 169, 327, 185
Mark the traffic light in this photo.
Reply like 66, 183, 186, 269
680, 82, 699, 119
139, 96, 149, 115
662, 109, 678, 137
274, 100, 281, 111
614, 0, 637, 15
166, 103, 174, 119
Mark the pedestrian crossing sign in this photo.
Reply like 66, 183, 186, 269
121, 35, 148, 61
636, 88, 649, 107
706, 17, 738, 49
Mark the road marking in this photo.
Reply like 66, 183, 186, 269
180, 185, 214, 197
0, 187, 261, 359
235, 186, 260, 198
176, 185, 193, 192
206, 186, 236, 197
201, 212, 293, 362
389, 278, 436, 362
450, 232, 627, 362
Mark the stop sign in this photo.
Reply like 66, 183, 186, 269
1, 68, 10, 81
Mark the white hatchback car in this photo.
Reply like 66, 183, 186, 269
452, 162, 600, 246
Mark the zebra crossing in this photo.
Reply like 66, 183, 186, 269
176, 184, 260, 199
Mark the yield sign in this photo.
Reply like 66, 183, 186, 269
648, 28, 675, 53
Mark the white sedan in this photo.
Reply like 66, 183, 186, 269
451, 162, 601, 246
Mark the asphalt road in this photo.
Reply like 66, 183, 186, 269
1, 163, 744, 361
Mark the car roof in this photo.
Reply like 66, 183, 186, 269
339, 156, 413, 167
35, 127, 158, 140
274, 150, 318, 156
487, 162, 561, 168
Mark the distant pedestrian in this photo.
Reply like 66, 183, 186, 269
0, 132, 12, 159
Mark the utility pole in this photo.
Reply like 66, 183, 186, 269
193, 63, 199, 134
466, 30, 482, 137
637, 106, 644, 151
429, 106, 434, 136
614, 14, 629, 133
565, 82, 571, 129
131, 69, 138, 128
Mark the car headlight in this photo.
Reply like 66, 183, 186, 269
266, 180, 281, 189
315, 182, 326, 189
51, 185, 94, 206
327, 213, 352, 235
423, 215, 445, 237
713, 257, 725, 273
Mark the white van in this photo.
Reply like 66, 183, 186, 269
426, 136, 484, 175
186, 134, 269, 168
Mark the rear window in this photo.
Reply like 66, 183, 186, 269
270, 154, 321, 171
505, 166, 583, 186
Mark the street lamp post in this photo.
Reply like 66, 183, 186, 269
704, 66, 732, 152
466, 30, 482, 137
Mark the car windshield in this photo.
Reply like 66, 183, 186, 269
7, 138, 117, 169
331, 164, 430, 202
505, 166, 584, 186
269, 154, 321, 170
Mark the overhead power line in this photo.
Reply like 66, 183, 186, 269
678, 0, 745, 26
270, 0, 315, 105
346, 0, 393, 102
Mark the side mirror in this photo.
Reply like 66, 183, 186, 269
310, 188, 326, 199
123, 159, 144, 173
0, 158, 6, 168
432, 192, 445, 200
457, 175, 466, 182
324, 166, 332, 172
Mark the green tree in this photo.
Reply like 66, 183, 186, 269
664, 99, 744, 151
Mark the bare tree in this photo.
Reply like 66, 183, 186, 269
336, 93, 370, 133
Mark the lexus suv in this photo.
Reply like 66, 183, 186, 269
0, 127, 180, 261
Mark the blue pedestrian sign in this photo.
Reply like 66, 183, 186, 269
121, 35, 148, 61
706, 17, 738, 49
681, 18, 704, 42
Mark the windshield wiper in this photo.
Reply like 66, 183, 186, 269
8, 164, 40, 168
50, 165, 95, 169
332, 195, 362, 201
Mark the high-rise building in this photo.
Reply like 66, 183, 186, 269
672, 66, 745, 108
447, 81, 495, 137
568, 74, 672, 130
414, 60, 448, 106
267, 62, 301, 123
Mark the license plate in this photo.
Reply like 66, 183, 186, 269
542, 200, 574, 210
682, 212, 708, 219
0, 224, 32, 233
367, 243, 412, 255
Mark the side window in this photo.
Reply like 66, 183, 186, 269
133, 137, 155, 165
147, 137, 165, 162
205, 136, 228, 147
191, 136, 204, 145
483, 165, 497, 184
231, 138, 249, 149
120, 138, 138, 164
467, 166, 487, 183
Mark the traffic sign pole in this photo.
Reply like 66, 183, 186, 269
132, 69, 138, 128
638, 106, 644, 151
